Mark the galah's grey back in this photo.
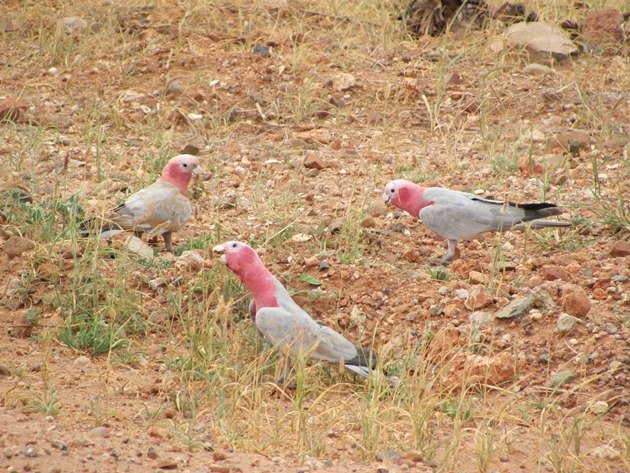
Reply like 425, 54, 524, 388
253, 279, 376, 377
99, 181, 192, 239
419, 187, 568, 241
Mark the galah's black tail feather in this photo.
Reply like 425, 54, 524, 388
346, 346, 378, 369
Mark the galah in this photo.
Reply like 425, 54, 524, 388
383, 179, 571, 265
85, 154, 202, 252
213, 241, 377, 387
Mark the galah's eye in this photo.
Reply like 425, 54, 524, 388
232, 243, 238, 248
182, 163, 189, 168
390, 188, 395, 193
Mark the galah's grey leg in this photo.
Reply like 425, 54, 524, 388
276, 355, 296, 390
438, 239, 459, 266
162, 231, 174, 253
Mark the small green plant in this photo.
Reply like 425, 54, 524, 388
58, 317, 127, 355
427, 266, 450, 281
31, 389, 61, 416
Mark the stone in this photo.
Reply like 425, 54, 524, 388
468, 270, 488, 285
367, 200, 388, 217
453, 288, 469, 299
495, 296, 534, 319
332, 73, 356, 92
175, 251, 205, 270
589, 445, 619, 460
561, 286, 591, 317
376, 450, 402, 462
304, 155, 325, 170
582, 9, 624, 51
547, 130, 591, 154
589, 400, 609, 414
361, 217, 376, 228
465, 285, 494, 310
295, 128, 333, 144
253, 44, 270, 56
549, 370, 575, 388
61, 17, 88, 34
523, 63, 556, 75
518, 155, 543, 177
166, 80, 185, 96
0, 100, 28, 122
50, 440, 68, 451
505, 22, 578, 61
3, 236, 35, 258
556, 313, 578, 333
610, 240, 630, 257
124, 235, 154, 260
469, 311, 494, 328
541, 265, 569, 281
403, 450, 424, 463
157, 458, 178, 469
74, 355, 91, 367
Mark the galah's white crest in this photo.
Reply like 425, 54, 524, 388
213, 241, 377, 386
86, 154, 202, 252
383, 179, 571, 265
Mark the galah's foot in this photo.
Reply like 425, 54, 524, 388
438, 255, 454, 266
162, 232, 174, 253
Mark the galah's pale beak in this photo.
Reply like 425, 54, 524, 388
192, 165, 203, 176
383, 191, 392, 204
212, 244, 227, 264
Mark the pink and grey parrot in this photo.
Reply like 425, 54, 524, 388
212, 241, 377, 387
383, 179, 571, 265
83, 154, 202, 252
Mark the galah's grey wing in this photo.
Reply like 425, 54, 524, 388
420, 190, 531, 240
255, 307, 357, 362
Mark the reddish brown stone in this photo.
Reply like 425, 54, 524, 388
610, 240, 630, 257
541, 265, 569, 281
582, 8, 624, 49
561, 285, 591, 317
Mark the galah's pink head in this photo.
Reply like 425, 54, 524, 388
382, 179, 425, 217
160, 154, 202, 194
212, 241, 261, 276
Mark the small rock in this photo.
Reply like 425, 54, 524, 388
304, 256, 319, 268
376, 450, 402, 462
179, 140, 203, 156
505, 22, 578, 61
403, 450, 424, 463
61, 17, 88, 34
361, 217, 376, 228
469, 311, 494, 328
453, 288, 469, 299
561, 286, 591, 317
304, 155, 325, 170
157, 458, 178, 470
556, 313, 578, 333
589, 400, 609, 414
0, 100, 28, 122
603, 323, 618, 334
319, 261, 330, 271
523, 63, 556, 75
332, 73, 356, 92
253, 44, 270, 56
212, 452, 227, 461
465, 285, 494, 310
549, 370, 575, 388
25, 447, 37, 457
367, 200, 388, 217
548, 130, 591, 154
541, 265, 569, 281
50, 440, 68, 451
468, 270, 488, 285
74, 355, 91, 367
175, 251, 204, 270
147, 447, 158, 460
495, 296, 534, 319
166, 80, 185, 96
3, 236, 35, 259
124, 236, 154, 260
610, 240, 630, 257
589, 445, 619, 460
582, 8, 624, 51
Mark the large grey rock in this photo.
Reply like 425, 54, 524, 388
505, 22, 578, 61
